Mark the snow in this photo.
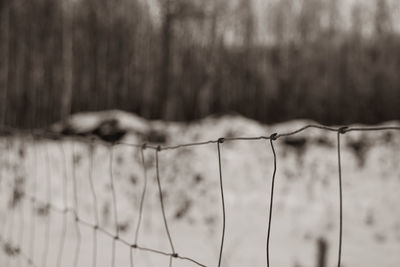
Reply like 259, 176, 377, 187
1, 111, 400, 267
52, 110, 150, 135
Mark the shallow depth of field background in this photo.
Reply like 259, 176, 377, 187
0, 0, 400, 267
1, 0, 400, 127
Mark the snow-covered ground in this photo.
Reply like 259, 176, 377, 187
1, 111, 400, 267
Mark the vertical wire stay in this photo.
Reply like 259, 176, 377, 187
266, 134, 278, 267
216, 139, 226, 267
109, 144, 119, 267
88, 142, 99, 267
56, 142, 69, 267
71, 142, 81, 267
130, 146, 149, 267
42, 143, 52, 267
336, 128, 346, 267
155, 148, 176, 266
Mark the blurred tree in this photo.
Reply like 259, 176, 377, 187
160, 0, 173, 119
0, 0, 9, 125
61, 0, 73, 122
296, 0, 323, 44
326, 0, 340, 38
1, 0, 400, 127
374, 0, 392, 36
350, 2, 365, 40
159, 0, 209, 120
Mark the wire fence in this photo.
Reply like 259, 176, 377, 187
0, 124, 400, 267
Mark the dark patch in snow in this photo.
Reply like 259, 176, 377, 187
9, 176, 25, 208
18, 146, 25, 159
73, 153, 82, 165
224, 129, 238, 139
102, 202, 110, 225
347, 137, 370, 168
175, 198, 192, 220
36, 204, 50, 216
144, 129, 167, 143
316, 237, 328, 267
193, 174, 203, 184
383, 132, 393, 143
130, 175, 137, 185
284, 170, 295, 180
118, 222, 129, 233
282, 137, 308, 167
3, 242, 19, 256
365, 210, 375, 226
314, 136, 334, 148
204, 215, 216, 226
374, 232, 386, 243
283, 137, 307, 151
116, 154, 123, 165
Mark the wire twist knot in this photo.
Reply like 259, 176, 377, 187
270, 133, 278, 141
338, 126, 348, 134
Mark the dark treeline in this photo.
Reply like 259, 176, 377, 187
0, 0, 399, 128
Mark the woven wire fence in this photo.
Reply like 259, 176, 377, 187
0, 124, 400, 267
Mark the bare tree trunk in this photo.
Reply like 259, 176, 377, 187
160, 0, 173, 120
61, 1, 73, 123
0, 2, 9, 125
199, 0, 219, 117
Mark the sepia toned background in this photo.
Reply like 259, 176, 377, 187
1, 1, 400, 267
0, 0, 400, 128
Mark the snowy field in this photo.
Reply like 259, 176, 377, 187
1, 111, 400, 267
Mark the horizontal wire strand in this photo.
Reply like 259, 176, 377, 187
1, 124, 400, 152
